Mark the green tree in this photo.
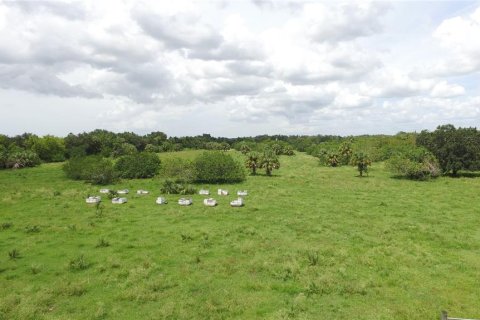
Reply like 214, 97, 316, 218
26, 135, 66, 162
417, 124, 480, 175
350, 152, 372, 177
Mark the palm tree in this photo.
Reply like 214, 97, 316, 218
245, 152, 260, 175
239, 143, 251, 155
260, 149, 280, 176
327, 152, 340, 167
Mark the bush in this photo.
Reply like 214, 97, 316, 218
114, 152, 160, 179
5, 150, 41, 168
386, 148, 440, 180
160, 179, 196, 195
63, 156, 116, 185
194, 151, 246, 183
160, 158, 195, 183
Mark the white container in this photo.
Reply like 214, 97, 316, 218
137, 190, 149, 195
203, 198, 217, 207
230, 198, 244, 207
217, 189, 229, 196
86, 196, 101, 204
156, 197, 167, 205
178, 198, 192, 206
199, 189, 210, 195
237, 190, 248, 196
112, 197, 128, 204
99, 189, 110, 194
117, 189, 129, 194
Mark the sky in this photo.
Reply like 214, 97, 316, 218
0, 0, 480, 137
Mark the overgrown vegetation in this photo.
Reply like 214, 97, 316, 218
160, 179, 196, 195
63, 156, 116, 185
114, 152, 161, 179
194, 151, 246, 183
386, 147, 440, 180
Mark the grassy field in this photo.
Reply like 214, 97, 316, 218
1, 151, 479, 319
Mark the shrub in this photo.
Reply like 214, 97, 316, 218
144, 144, 159, 153
114, 152, 160, 179
160, 158, 195, 183
194, 151, 246, 183
63, 156, 116, 185
160, 179, 196, 195
5, 150, 41, 168
386, 148, 440, 180
111, 142, 137, 158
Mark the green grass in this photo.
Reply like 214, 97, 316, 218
1, 151, 479, 319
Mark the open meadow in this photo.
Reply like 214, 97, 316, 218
1, 151, 479, 319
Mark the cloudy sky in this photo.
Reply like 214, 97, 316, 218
0, 0, 480, 137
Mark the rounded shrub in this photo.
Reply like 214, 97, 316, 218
194, 151, 246, 183
63, 156, 116, 185
114, 152, 160, 179
160, 158, 195, 183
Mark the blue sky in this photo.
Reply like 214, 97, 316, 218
0, 0, 479, 137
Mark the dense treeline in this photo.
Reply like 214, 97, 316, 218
0, 130, 335, 168
2, 125, 480, 180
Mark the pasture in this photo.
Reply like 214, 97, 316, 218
1, 151, 479, 319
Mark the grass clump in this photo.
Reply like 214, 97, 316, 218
1, 222, 13, 230
25, 225, 40, 233
95, 238, 110, 248
69, 254, 90, 271
8, 249, 20, 260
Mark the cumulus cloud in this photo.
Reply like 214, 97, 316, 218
301, 2, 390, 42
428, 6, 480, 76
430, 81, 465, 98
0, 1, 479, 136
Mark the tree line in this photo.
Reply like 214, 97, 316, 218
2, 125, 480, 180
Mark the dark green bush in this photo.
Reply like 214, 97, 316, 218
114, 152, 160, 179
63, 156, 116, 185
194, 151, 246, 183
160, 158, 195, 183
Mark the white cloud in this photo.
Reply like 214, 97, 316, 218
429, 6, 480, 76
0, 1, 479, 136
430, 81, 465, 98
